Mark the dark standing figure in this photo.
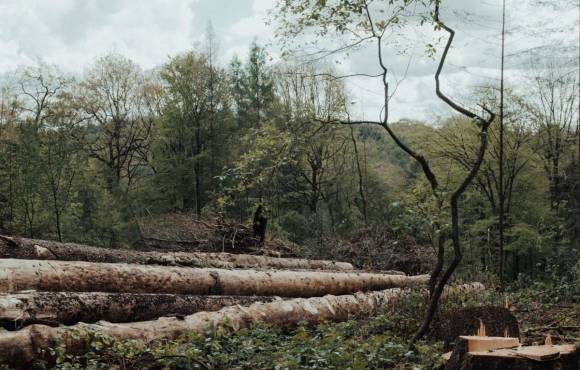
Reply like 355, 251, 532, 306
253, 205, 267, 246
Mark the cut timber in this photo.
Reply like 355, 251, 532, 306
460, 335, 520, 352
0, 235, 354, 271
0, 292, 278, 329
0, 283, 484, 366
431, 306, 519, 351
445, 336, 579, 370
513, 345, 562, 361
0, 259, 427, 297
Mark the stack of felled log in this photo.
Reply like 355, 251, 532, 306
0, 235, 481, 367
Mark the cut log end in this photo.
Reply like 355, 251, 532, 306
446, 336, 579, 370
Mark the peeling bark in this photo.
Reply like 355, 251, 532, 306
0, 292, 278, 329
0, 259, 428, 297
0, 235, 354, 271
0, 283, 484, 366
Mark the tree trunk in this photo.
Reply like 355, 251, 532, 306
0, 283, 484, 367
0, 259, 428, 296
0, 235, 354, 271
0, 292, 277, 329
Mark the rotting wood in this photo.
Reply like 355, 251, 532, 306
0, 259, 427, 297
0, 292, 278, 329
0, 283, 484, 366
0, 235, 354, 271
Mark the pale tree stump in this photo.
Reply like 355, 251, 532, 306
431, 306, 519, 351
445, 337, 579, 370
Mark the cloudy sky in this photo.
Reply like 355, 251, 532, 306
0, 0, 577, 121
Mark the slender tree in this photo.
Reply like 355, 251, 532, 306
498, 0, 507, 288
273, 0, 495, 343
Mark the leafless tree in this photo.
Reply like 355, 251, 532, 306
76, 54, 155, 193
527, 65, 578, 210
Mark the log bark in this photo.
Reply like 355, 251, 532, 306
0, 283, 484, 367
0, 259, 427, 297
0, 292, 278, 329
0, 235, 353, 271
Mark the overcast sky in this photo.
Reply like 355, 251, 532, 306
0, 0, 577, 121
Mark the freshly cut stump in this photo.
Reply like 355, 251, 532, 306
460, 336, 519, 352
0, 259, 428, 297
0, 292, 278, 329
432, 306, 519, 351
0, 283, 485, 366
445, 337, 579, 370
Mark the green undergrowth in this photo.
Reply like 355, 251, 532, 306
11, 281, 577, 370
32, 291, 456, 370
50, 321, 444, 370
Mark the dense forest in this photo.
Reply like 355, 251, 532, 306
0, 0, 578, 368
1, 36, 577, 283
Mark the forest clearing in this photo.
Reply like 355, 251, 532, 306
0, 0, 579, 369
0, 233, 577, 369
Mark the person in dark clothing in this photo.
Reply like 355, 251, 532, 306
253, 205, 267, 246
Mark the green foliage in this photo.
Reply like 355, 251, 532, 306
45, 294, 452, 370
152, 50, 234, 214
0, 21, 577, 283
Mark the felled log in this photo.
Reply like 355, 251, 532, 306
0, 283, 484, 366
0, 235, 353, 271
0, 292, 278, 329
445, 336, 579, 370
0, 259, 427, 297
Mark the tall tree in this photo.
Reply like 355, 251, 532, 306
11, 65, 66, 237
156, 51, 232, 216
528, 65, 578, 211
230, 42, 276, 129
0, 86, 21, 233
41, 92, 83, 241
76, 54, 154, 194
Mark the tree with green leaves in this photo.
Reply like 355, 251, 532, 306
230, 42, 276, 129
155, 51, 233, 216
272, 0, 495, 343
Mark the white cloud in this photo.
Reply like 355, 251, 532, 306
223, 0, 274, 61
0, 0, 576, 122
0, 0, 198, 73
